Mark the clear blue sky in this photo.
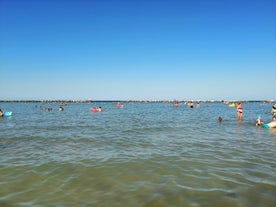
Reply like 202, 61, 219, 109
0, 0, 275, 100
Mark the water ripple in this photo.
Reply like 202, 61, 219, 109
0, 102, 275, 206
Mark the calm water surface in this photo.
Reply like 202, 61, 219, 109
0, 102, 275, 207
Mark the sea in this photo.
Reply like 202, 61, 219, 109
0, 101, 275, 207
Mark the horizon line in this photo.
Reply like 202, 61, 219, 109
1, 99, 275, 103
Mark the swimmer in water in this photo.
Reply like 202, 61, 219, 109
218, 116, 223, 123
255, 115, 263, 126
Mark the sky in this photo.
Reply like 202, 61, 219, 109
0, 0, 275, 101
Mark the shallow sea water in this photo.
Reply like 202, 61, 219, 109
0, 101, 275, 207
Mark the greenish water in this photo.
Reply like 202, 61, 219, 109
0, 102, 275, 206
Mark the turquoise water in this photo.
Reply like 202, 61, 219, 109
0, 102, 275, 207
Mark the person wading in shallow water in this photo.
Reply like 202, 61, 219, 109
271, 104, 276, 121
236, 102, 243, 121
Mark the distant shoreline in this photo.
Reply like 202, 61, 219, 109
0, 100, 275, 103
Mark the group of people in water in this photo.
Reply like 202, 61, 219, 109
35, 105, 64, 112
172, 101, 200, 109
216, 102, 276, 128
172, 101, 275, 128
1, 102, 276, 128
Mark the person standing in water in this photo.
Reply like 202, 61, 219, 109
236, 102, 243, 121
196, 102, 200, 109
271, 104, 276, 121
